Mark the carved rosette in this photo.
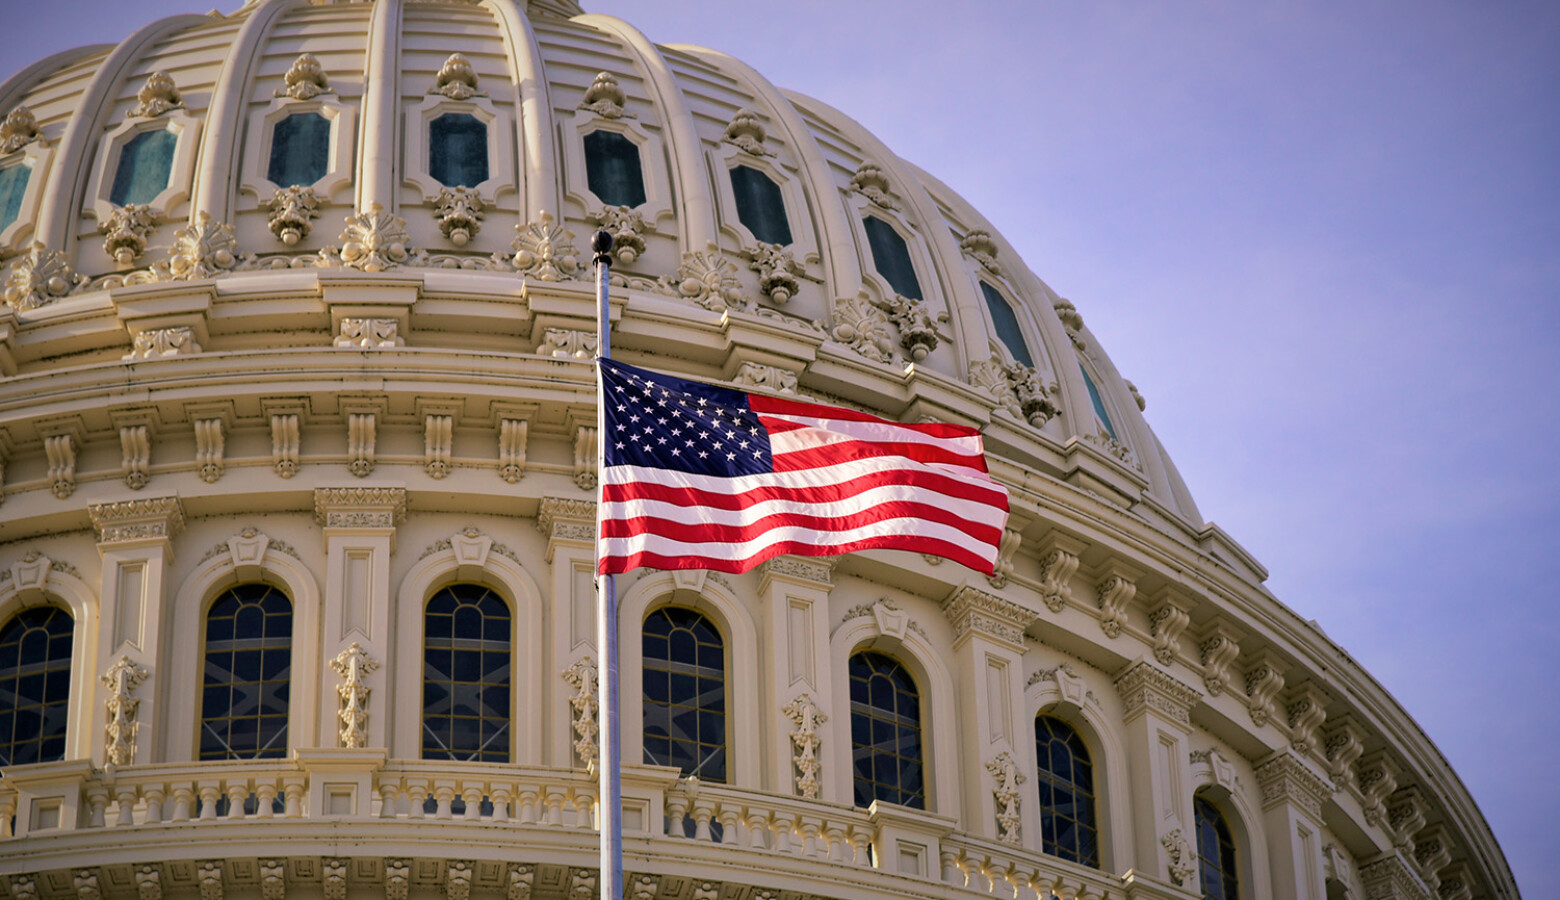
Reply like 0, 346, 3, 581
101, 656, 150, 765
4, 243, 86, 310
561, 657, 599, 769
665, 245, 746, 311
985, 751, 1025, 844
579, 72, 631, 119
267, 186, 320, 246
101, 204, 158, 265
722, 108, 771, 156
509, 211, 580, 281
746, 242, 802, 305
341, 204, 410, 272
129, 71, 183, 119
434, 187, 485, 246
430, 53, 484, 100
0, 105, 41, 154
588, 205, 647, 264
277, 53, 332, 100
168, 213, 240, 280
330, 643, 378, 749
781, 693, 827, 799
827, 294, 895, 363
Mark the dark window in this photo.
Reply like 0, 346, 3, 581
1079, 365, 1118, 440
1195, 793, 1241, 900
0, 162, 29, 233
981, 282, 1034, 368
1035, 715, 1100, 867
583, 130, 646, 208
849, 651, 924, 809
863, 216, 922, 300
729, 164, 792, 246
423, 584, 511, 762
200, 584, 292, 760
429, 113, 489, 188
0, 606, 73, 767
642, 607, 726, 781
109, 128, 177, 206
267, 112, 330, 187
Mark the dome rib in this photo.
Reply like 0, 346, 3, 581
356, 0, 404, 212
0, 45, 109, 116
484, 0, 558, 220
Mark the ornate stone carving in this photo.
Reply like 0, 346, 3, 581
942, 585, 1035, 647
5, 243, 86, 309
1028, 663, 1090, 710
1356, 753, 1400, 831
1148, 594, 1192, 665
760, 556, 832, 586
849, 162, 897, 209
347, 412, 376, 477
985, 751, 1025, 844
960, 229, 1000, 273
781, 693, 827, 799
573, 425, 596, 490
1161, 828, 1195, 886
0, 105, 41, 154
434, 186, 484, 246
1244, 653, 1287, 727
747, 241, 802, 305
562, 657, 599, 769
579, 72, 631, 119
1037, 545, 1080, 613
536, 328, 596, 359
509, 211, 580, 281
341, 203, 410, 272
1387, 787, 1427, 851
88, 496, 185, 543
827, 293, 895, 363
731, 361, 798, 395
384, 861, 410, 900
10, 876, 37, 900
1324, 718, 1365, 790
881, 293, 937, 361
722, 108, 772, 155
1413, 826, 1452, 889
126, 325, 201, 359
136, 866, 162, 900
1285, 683, 1329, 754
45, 433, 76, 498
567, 870, 595, 900
336, 317, 402, 348
424, 414, 453, 479
1084, 426, 1139, 470
1095, 572, 1135, 638
120, 424, 150, 489
1126, 379, 1147, 411
1053, 298, 1085, 348
505, 865, 534, 900
129, 71, 184, 119
329, 643, 378, 749
194, 417, 225, 483
498, 418, 528, 483
276, 53, 332, 100
101, 204, 158, 265
626, 875, 656, 900
666, 244, 746, 311
267, 186, 319, 245
1255, 752, 1330, 822
537, 496, 595, 543
1115, 660, 1201, 725
444, 862, 474, 900
1198, 625, 1241, 696
588, 205, 647, 264
102, 656, 150, 765
76, 871, 101, 900
168, 213, 240, 280
322, 861, 346, 900
313, 486, 407, 528
1357, 854, 1425, 900
271, 413, 300, 478
430, 53, 484, 99
969, 357, 1060, 427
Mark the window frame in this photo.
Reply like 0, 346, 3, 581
196, 582, 294, 762
710, 143, 817, 255
1194, 791, 1243, 900
82, 109, 202, 225
640, 605, 729, 782
561, 108, 671, 236
419, 581, 516, 764
847, 649, 928, 811
1034, 713, 1102, 868
0, 139, 51, 249
0, 603, 75, 768
243, 93, 356, 205
403, 92, 514, 209
978, 279, 1040, 369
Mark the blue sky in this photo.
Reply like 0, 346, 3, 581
12, 1, 1559, 893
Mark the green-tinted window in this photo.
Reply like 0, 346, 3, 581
642, 607, 727, 782
429, 113, 489, 188
729, 164, 791, 245
267, 112, 330, 187
981, 282, 1034, 368
200, 584, 292, 760
1035, 715, 1100, 868
422, 584, 511, 762
0, 162, 29, 233
0, 606, 73, 767
1080, 365, 1117, 440
849, 651, 924, 810
1195, 793, 1241, 900
863, 215, 922, 301
109, 128, 177, 206
584, 130, 646, 208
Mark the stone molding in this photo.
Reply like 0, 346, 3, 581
1253, 750, 1331, 822
940, 585, 1036, 648
1114, 659, 1201, 726
1358, 851, 1432, 900
88, 496, 186, 546
312, 487, 406, 529
758, 556, 832, 588
537, 497, 595, 543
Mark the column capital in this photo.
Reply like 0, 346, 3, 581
1254, 749, 1331, 823
536, 496, 595, 562
87, 496, 185, 548
1358, 850, 1432, 900
1114, 659, 1201, 726
941, 584, 1036, 650
313, 486, 406, 529
757, 556, 833, 590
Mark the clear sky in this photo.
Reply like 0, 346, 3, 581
10, 0, 1558, 894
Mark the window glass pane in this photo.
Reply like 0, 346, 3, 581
863, 216, 922, 301
584, 130, 646, 208
980, 282, 1035, 368
0, 162, 29, 233
429, 113, 489, 188
423, 584, 511, 762
109, 129, 177, 207
1080, 365, 1118, 439
729, 165, 792, 246
849, 651, 924, 809
642, 607, 726, 781
0, 606, 73, 767
267, 112, 330, 187
200, 584, 292, 760
1195, 793, 1241, 900
1034, 715, 1100, 868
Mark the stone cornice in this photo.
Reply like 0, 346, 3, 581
758, 556, 833, 589
1254, 750, 1331, 822
940, 584, 1036, 650
1358, 851, 1432, 900
87, 496, 185, 546
537, 496, 594, 562
313, 486, 406, 529
1114, 659, 1201, 726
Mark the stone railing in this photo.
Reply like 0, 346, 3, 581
941, 831, 1124, 900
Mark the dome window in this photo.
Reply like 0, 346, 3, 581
1195, 793, 1241, 900
584, 130, 646, 208
849, 650, 925, 809
429, 113, 489, 189
0, 161, 28, 234
199, 584, 292, 760
729, 164, 791, 246
1080, 365, 1118, 440
109, 128, 176, 207
643, 607, 727, 782
1035, 715, 1100, 868
0, 605, 73, 767
981, 282, 1034, 368
266, 112, 330, 188
422, 584, 511, 762
863, 215, 922, 301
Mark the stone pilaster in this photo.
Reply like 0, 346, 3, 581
1254, 750, 1332, 900
537, 496, 597, 768
756, 557, 834, 798
1114, 659, 1203, 890
1358, 851, 1432, 900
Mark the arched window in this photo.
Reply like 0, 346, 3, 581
1195, 792, 1241, 900
423, 584, 511, 762
642, 607, 726, 781
267, 112, 330, 187
1079, 364, 1118, 440
429, 113, 489, 188
0, 162, 30, 233
0, 606, 73, 767
1034, 714, 1100, 867
200, 584, 292, 760
584, 130, 646, 208
729, 164, 792, 245
981, 282, 1035, 368
863, 216, 922, 301
848, 650, 924, 809
109, 128, 177, 207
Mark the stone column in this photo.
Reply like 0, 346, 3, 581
1254, 750, 1333, 900
314, 487, 404, 752
1114, 659, 1203, 899
939, 585, 1037, 847
87, 496, 184, 766
755, 557, 834, 797
537, 497, 597, 769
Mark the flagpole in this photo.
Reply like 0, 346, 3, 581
591, 230, 622, 900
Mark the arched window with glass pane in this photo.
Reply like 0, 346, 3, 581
200, 584, 292, 760
1079, 364, 1118, 440
642, 607, 726, 781
849, 650, 924, 809
1195, 792, 1241, 900
423, 584, 511, 762
0, 606, 73, 767
981, 282, 1035, 368
863, 216, 922, 301
267, 112, 330, 187
1035, 714, 1100, 867
584, 130, 646, 208
109, 128, 177, 207
429, 113, 489, 188
729, 164, 792, 246
0, 162, 31, 234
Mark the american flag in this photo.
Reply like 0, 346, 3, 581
596, 358, 1010, 575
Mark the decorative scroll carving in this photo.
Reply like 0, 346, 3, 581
322, 861, 346, 900
329, 643, 378, 749
960, 229, 1000, 273
271, 413, 300, 478
277, 53, 332, 100
1114, 660, 1200, 726
1095, 572, 1135, 638
168, 213, 240, 280
1356, 753, 1400, 830
987, 528, 1021, 588
384, 861, 410, 900
197, 864, 222, 900
130, 71, 184, 119
434, 186, 484, 246
505, 865, 534, 900
1413, 827, 1452, 891
588, 205, 647, 264
562, 657, 599, 770
336, 317, 402, 348
747, 242, 802, 305
573, 426, 596, 490
782, 693, 827, 799
509, 211, 580, 281
267, 186, 319, 245
424, 414, 453, 479
88, 496, 185, 544
1037, 546, 1080, 612
0, 105, 41, 154
1324, 718, 1365, 790
120, 425, 150, 489
341, 204, 410, 272
731, 362, 798, 396
1148, 594, 1192, 665
45, 433, 76, 498
579, 71, 631, 119
849, 162, 897, 209
430, 53, 484, 99
536, 328, 595, 359
348, 412, 376, 477
498, 418, 528, 483
666, 244, 746, 311
1198, 625, 1241, 696
102, 204, 158, 265
102, 656, 150, 765
5, 243, 86, 310
985, 751, 1025, 844
126, 326, 200, 359
136, 866, 163, 900
1285, 683, 1329, 754
1244, 653, 1287, 727
1386, 787, 1427, 851
827, 294, 895, 363
194, 417, 225, 483
1161, 828, 1194, 886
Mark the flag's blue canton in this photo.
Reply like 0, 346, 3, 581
600, 358, 773, 478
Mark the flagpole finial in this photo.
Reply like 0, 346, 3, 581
592, 230, 614, 266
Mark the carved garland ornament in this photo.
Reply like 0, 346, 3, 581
985, 751, 1025, 844
561, 657, 599, 769
101, 204, 158, 265
781, 693, 827, 799
102, 656, 150, 765
267, 186, 319, 246
330, 643, 378, 749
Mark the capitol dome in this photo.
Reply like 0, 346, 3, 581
0, 2, 1517, 900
